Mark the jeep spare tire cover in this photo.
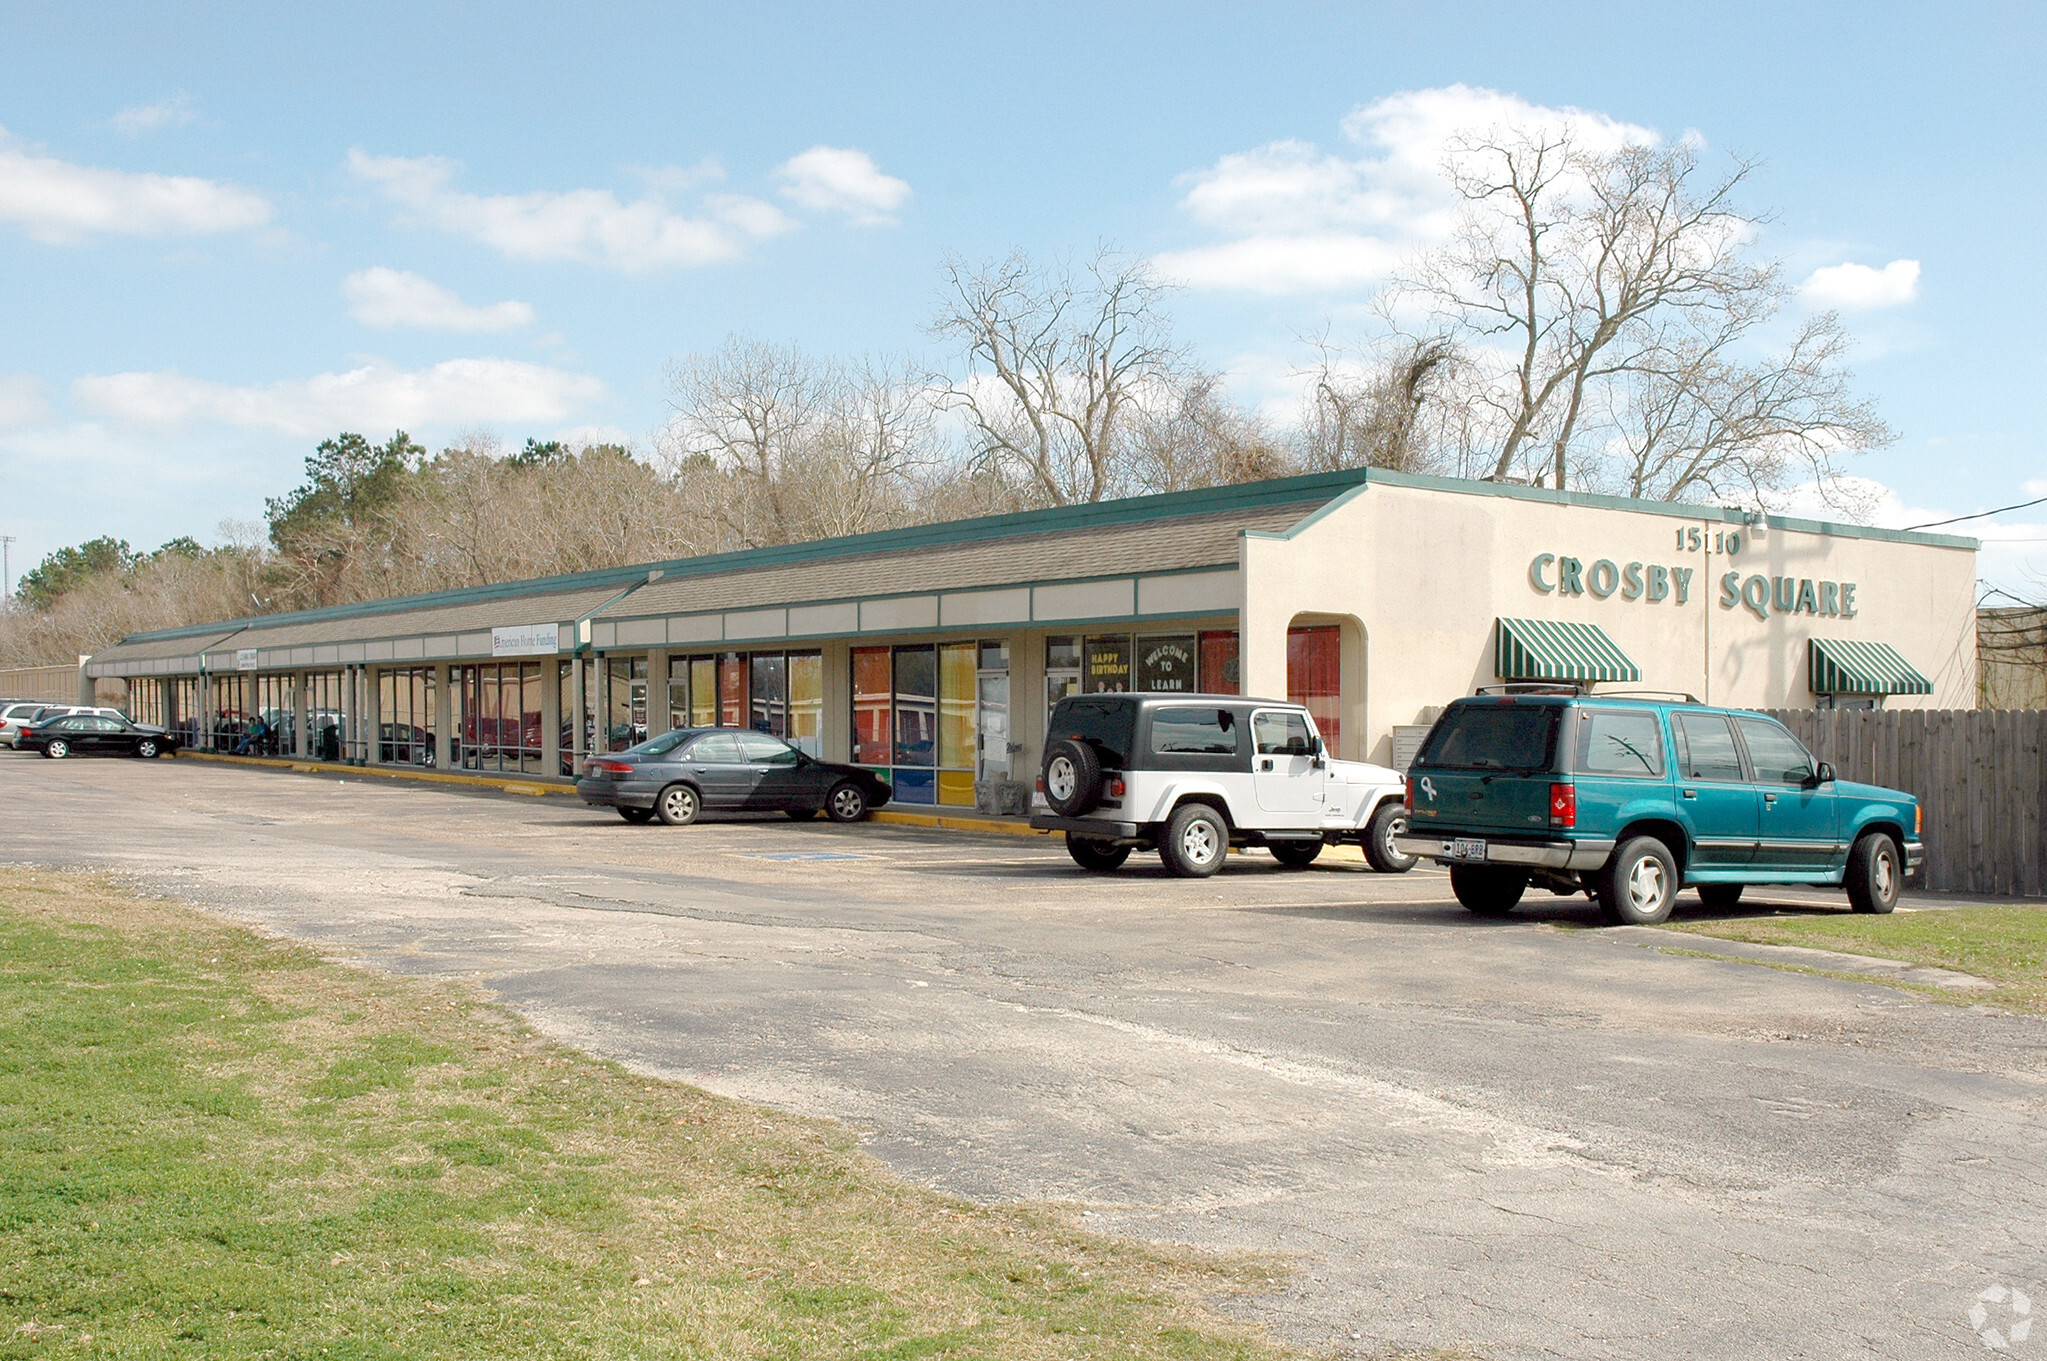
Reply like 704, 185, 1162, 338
1042, 739, 1104, 816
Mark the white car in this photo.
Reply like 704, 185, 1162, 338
0, 703, 125, 749
1029, 692, 1415, 877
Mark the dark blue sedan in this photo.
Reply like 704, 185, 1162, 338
576, 727, 891, 826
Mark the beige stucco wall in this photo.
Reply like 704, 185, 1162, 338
1240, 478, 1978, 766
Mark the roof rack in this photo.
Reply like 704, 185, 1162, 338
1473, 682, 1584, 696
1588, 689, 1701, 703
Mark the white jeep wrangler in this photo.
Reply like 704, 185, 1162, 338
1028, 692, 1416, 877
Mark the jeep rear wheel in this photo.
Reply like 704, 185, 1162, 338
1041, 740, 1103, 817
1595, 836, 1679, 925
1159, 804, 1227, 878
1066, 835, 1131, 873
1363, 803, 1417, 874
1451, 865, 1527, 915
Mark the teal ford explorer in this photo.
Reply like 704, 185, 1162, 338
1392, 692, 1924, 925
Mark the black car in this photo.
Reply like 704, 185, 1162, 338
576, 727, 892, 826
22, 712, 179, 759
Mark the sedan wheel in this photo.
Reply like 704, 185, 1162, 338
827, 782, 869, 823
655, 784, 700, 827
44, 739, 69, 760
136, 739, 159, 759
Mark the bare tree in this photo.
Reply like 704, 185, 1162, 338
1127, 371, 1294, 493
930, 248, 1184, 505
1401, 130, 1889, 505
664, 338, 935, 546
1298, 335, 1459, 474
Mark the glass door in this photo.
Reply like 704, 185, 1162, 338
977, 673, 1010, 780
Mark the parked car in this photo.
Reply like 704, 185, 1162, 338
21, 711, 179, 759
2, 703, 125, 749
0, 702, 61, 748
1028, 692, 1412, 878
1394, 689, 1923, 924
577, 727, 892, 825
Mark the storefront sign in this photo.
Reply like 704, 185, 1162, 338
234, 648, 259, 671
1082, 636, 1130, 693
1719, 573, 1858, 619
491, 622, 561, 657
1530, 555, 1694, 605
1136, 635, 1196, 692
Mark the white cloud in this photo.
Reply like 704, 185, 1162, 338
0, 374, 49, 430
342, 267, 535, 332
348, 149, 792, 271
0, 126, 270, 243
110, 95, 198, 136
1800, 259, 1921, 310
73, 358, 604, 439
1772, 474, 2046, 593
1157, 85, 1656, 295
773, 146, 911, 224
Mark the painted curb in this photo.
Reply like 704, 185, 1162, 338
178, 750, 576, 797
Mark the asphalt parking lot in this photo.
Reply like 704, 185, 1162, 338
7, 753, 2044, 1360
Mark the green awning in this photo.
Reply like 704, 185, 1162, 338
1494, 618, 1641, 684
1808, 638, 1932, 695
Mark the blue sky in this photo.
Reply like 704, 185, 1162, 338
1, 2, 2042, 595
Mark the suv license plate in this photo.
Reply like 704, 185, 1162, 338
1448, 838, 1487, 861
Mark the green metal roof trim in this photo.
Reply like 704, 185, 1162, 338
1495, 617, 1643, 683
1808, 638, 1933, 695
100, 469, 1371, 650
1247, 467, 1977, 551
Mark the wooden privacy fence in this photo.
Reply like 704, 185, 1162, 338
1765, 709, 2047, 898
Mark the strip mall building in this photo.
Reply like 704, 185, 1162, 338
86, 468, 1979, 803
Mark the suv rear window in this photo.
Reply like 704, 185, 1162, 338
1572, 709, 1665, 777
1150, 707, 1238, 755
1413, 702, 1562, 772
1051, 698, 1136, 770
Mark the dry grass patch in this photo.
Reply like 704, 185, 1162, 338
1671, 900, 2047, 1014
0, 868, 1300, 1360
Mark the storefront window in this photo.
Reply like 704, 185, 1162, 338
1083, 635, 1132, 694
750, 652, 787, 736
853, 647, 891, 766
378, 667, 436, 766
603, 656, 647, 751
1045, 636, 1080, 724
690, 658, 716, 726
1287, 625, 1341, 756
718, 654, 747, 728
893, 645, 937, 803
1198, 631, 1240, 695
788, 653, 823, 756
938, 642, 977, 806
459, 663, 543, 773
852, 642, 995, 807
668, 657, 691, 732
1136, 634, 1197, 693
308, 671, 347, 761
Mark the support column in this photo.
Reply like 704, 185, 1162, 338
649, 649, 673, 738
542, 657, 562, 778
570, 655, 588, 767
365, 668, 383, 764
434, 663, 454, 770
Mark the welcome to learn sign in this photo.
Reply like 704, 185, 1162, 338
491, 623, 561, 657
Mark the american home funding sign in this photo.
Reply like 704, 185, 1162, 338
491, 623, 560, 657
1531, 542, 1861, 619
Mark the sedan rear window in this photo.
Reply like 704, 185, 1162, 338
1413, 703, 1562, 772
1050, 698, 1135, 770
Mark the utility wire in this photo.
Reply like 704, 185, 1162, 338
1904, 494, 2047, 530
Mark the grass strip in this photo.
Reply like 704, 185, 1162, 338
1669, 902, 2047, 1014
0, 868, 1296, 1360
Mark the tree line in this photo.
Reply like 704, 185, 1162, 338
3, 132, 1899, 666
